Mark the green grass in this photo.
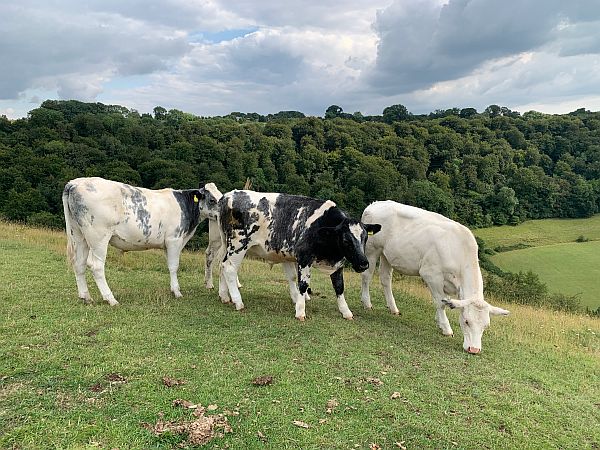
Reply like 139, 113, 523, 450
474, 214, 600, 248
474, 215, 600, 310
1, 221, 599, 449
490, 241, 600, 310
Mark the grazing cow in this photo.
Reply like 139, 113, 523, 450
200, 190, 381, 320
62, 177, 207, 305
360, 201, 509, 353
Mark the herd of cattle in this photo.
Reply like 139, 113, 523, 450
62, 177, 509, 353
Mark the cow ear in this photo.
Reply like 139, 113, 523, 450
489, 305, 510, 316
442, 299, 470, 309
364, 223, 381, 235
318, 226, 338, 240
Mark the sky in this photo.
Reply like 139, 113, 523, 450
1, 0, 600, 119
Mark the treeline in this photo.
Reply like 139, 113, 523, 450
1, 99, 600, 232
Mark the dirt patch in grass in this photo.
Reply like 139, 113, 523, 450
0, 382, 27, 400
143, 407, 232, 447
251, 375, 273, 386
162, 376, 187, 387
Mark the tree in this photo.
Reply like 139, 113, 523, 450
325, 105, 344, 119
382, 104, 410, 124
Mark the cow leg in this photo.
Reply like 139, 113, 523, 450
282, 262, 303, 305
209, 239, 242, 290
204, 241, 216, 289
166, 241, 185, 298
331, 268, 353, 320
379, 255, 400, 315
420, 270, 454, 336
218, 267, 231, 303
221, 251, 246, 311
88, 235, 118, 306
360, 247, 381, 310
72, 233, 92, 304
295, 265, 313, 321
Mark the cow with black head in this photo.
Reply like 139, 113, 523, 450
196, 189, 381, 320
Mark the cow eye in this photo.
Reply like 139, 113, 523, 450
464, 320, 469, 326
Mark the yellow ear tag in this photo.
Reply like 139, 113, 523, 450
368, 231, 374, 236
194, 195, 199, 203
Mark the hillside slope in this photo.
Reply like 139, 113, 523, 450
0, 222, 598, 449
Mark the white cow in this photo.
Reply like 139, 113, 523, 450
62, 177, 209, 305
360, 201, 509, 354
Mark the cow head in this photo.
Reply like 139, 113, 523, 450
442, 299, 509, 354
319, 219, 381, 272
197, 182, 222, 220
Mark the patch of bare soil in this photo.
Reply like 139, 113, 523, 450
144, 405, 232, 447
251, 375, 273, 386
162, 376, 187, 387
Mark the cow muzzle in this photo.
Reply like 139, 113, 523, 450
466, 346, 481, 354
354, 262, 369, 273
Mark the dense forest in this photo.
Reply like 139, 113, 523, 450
1, 100, 600, 232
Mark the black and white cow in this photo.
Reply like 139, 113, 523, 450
199, 189, 381, 320
62, 177, 207, 305
201, 183, 243, 290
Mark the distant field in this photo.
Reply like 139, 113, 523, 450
0, 221, 599, 449
474, 215, 600, 310
491, 241, 600, 309
474, 214, 600, 248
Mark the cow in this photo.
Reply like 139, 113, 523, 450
197, 189, 381, 320
360, 201, 509, 354
62, 177, 207, 305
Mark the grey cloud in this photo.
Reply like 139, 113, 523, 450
369, 0, 600, 94
0, 3, 190, 100
186, 32, 305, 86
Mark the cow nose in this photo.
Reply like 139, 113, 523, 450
358, 262, 369, 272
466, 347, 481, 354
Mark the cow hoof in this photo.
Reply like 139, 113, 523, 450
220, 297, 231, 304
364, 305, 373, 310
296, 315, 306, 322
392, 311, 400, 316
206, 284, 214, 290
173, 291, 183, 298
442, 331, 454, 337
344, 315, 354, 320
234, 304, 245, 311
107, 299, 119, 307
80, 295, 93, 305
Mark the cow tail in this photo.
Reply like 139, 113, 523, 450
62, 184, 76, 267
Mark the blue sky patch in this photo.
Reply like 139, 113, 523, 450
189, 28, 259, 44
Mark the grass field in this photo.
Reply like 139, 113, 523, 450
1, 221, 599, 449
474, 215, 600, 310
474, 214, 600, 248
491, 241, 600, 309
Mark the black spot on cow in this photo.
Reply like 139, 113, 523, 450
64, 182, 89, 226
298, 279, 309, 294
330, 268, 344, 296
172, 190, 202, 237
257, 197, 271, 219
267, 195, 322, 253
131, 189, 152, 237
219, 191, 260, 252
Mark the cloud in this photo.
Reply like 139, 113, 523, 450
369, 0, 600, 95
0, 2, 189, 99
1, 0, 599, 119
